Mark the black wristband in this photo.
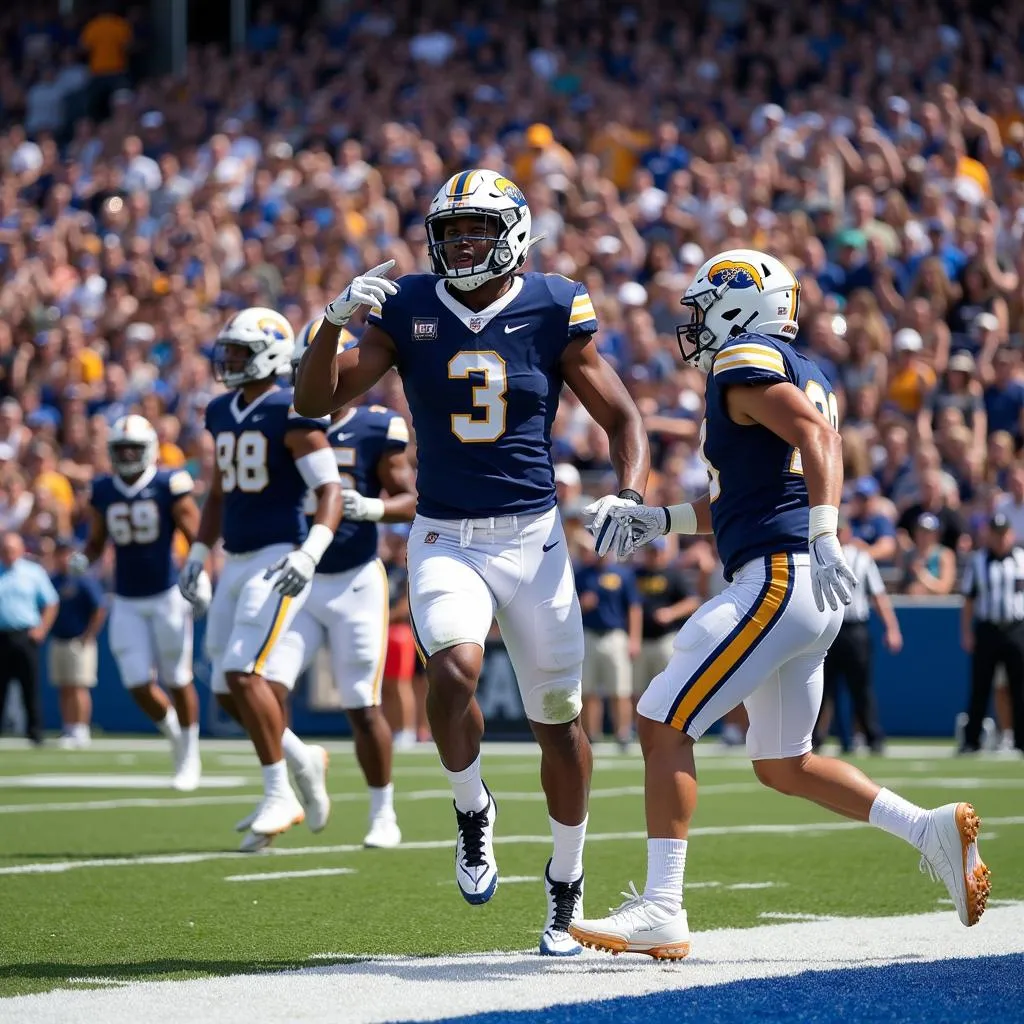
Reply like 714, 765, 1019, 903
618, 488, 644, 505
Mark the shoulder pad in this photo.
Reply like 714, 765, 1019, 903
712, 338, 788, 385
168, 470, 194, 497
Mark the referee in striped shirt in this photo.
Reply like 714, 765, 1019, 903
814, 514, 903, 754
959, 513, 1024, 755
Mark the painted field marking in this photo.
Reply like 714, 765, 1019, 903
438, 875, 541, 886
0, 774, 253, 790
3, 816, 1022, 877
225, 868, 357, 883
759, 911, 837, 921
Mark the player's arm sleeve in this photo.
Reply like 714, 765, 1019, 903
711, 341, 789, 387
287, 405, 331, 433
567, 282, 598, 338
382, 413, 410, 453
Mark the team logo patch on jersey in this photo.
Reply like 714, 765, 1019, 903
425, 532, 439, 545
412, 318, 438, 340
708, 260, 763, 291
493, 176, 528, 207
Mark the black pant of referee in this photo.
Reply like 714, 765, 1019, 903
965, 621, 1024, 754
819, 621, 885, 753
0, 629, 43, 744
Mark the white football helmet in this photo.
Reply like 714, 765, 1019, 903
213, 306, 295, 388
677, 248, 801, 372
290, 316, 357, 378
108, 414, 158, 479
425, 168, 533, 291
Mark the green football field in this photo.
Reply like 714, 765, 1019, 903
0, 738, 1021, 1000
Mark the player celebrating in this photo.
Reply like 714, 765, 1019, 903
568, 249, 990, 959
178, 307, 342, 843
289, 320, 416, 849
294, 169, 649, 955
74, 415, 203, 791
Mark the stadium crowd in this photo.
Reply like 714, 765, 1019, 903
2, 0, 1024, 615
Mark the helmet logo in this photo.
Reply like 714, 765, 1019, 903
494, 176, 528, 207
707, 260, 763, 290
257, 317, 289, 340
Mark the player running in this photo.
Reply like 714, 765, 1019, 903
74, 414, 204, 790
178, 307, 341, 844
294, 169, 649, 955
568, 249, 990, 959
289, 320, 417, 849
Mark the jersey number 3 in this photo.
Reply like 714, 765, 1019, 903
216, 431, 269, 493
448, 351, 507, 443
790, 381, 839, 474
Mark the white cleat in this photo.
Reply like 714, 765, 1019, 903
293, 744, 331, 833
569, 882, 691, 960
363, 812, 402, 849
238, 829, 274, 853
249, 791, 305, 837
919, 802, 991, 927
171, 756, 202, 792
539, 859, 584, 956
454, 785, 498, 905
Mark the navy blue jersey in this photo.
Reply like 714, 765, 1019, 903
367, 271, 597, 518
90, 467, 193, 598
312, 404, 409, 574
205, 386, 329, 555
575, 563, 640, 633
703, 332, 839, 581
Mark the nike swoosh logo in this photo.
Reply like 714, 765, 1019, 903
504, 323, 529, 334
542, 541, 559, 552
334, 433, 353, 441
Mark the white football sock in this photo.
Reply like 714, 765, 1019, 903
369, 783, 394, 819
869, 788, 930, 851
281, 728, 312, 775
183, 723, 200, 760
262, 759, 290, 798
72, 723, 90, 742
643, 838, 687, 915
444, 754, 488, 813
548, 815, 587, 882
157, 707, 181, 742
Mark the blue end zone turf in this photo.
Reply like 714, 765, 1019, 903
428, 954, 1024, 1024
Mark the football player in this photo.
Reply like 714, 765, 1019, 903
289, 320, 417, 849
568, 249, 990, 959
294, 169, 649, 956
73, 415, 203, 790
178, 307, 342, 843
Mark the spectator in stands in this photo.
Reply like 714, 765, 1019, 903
900, 513, 957, 596
847, 476, 898, 565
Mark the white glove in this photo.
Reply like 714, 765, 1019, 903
582, 494, 641, 558
810, 533, 857, 612
608, 503, 669, 560
341, 489, 385, 522
265, 549, 317, 598
178, 558, 212, 614
324, 259, 399, 326
67, 551, 90, 577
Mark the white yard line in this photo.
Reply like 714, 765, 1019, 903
2, 816, 1022, 877
3, 907, 1023, 1024
224, 868, 357, 882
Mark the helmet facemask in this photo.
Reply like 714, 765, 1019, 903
109, 440, 153, 479
676, 273, 760, 372
425, 209, 526, 292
